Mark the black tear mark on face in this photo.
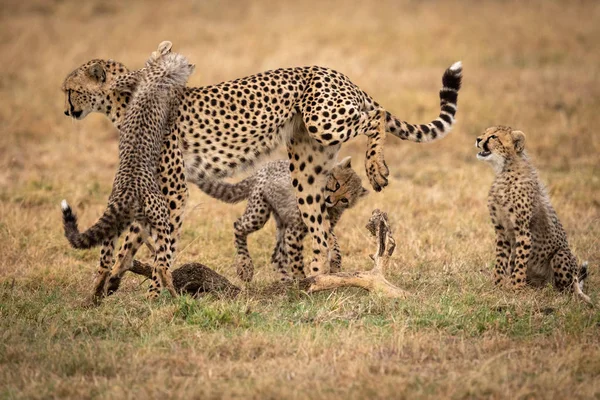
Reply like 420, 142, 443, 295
66, 90, 82, 118
482, 135, 497, 152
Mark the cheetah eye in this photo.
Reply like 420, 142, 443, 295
341, 198, 349, 204
489, 135, 497, 140
335, 182, 340, 191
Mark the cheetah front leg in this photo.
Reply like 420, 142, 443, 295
283, 225, 308, 280
287, 133, 338, 276
508, 212, 532, 290
328, 229, 342, 274
492, 223, 511, 286
92, 237, 117, 303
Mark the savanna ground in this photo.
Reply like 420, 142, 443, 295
1, 0, 600, 398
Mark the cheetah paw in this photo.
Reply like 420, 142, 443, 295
235, 257, 255, 282
307, 260, 328, 276
103, 275, 122, 296
145, 289, 161, 300
510, 279, 527, 290
279, 273, 294, 283
366, 156, 389, 192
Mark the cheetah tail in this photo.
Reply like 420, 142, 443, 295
386, 61, 462, 143
574, 261, 593, 306
61, 199, 132, 249
196, 176, 257, 204
578, 261, 589, 286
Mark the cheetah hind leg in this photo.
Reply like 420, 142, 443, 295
92, 236, 118, 304
550, 250, 593, 306
146, 225, 177, 299
301, 93, 388, 192
104, 222, 152, 296
328, 229, 342, 273
364, 109, 390, 192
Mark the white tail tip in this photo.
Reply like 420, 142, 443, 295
450, 61, 462, 72
61, 199, 69, 211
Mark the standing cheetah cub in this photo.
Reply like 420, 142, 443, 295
199, 157, 368, 282
61, 45, 195, 299
476, 126, 591, 304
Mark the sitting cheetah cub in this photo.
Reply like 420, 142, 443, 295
476, 126, 591, 304
199, 157, 368, 282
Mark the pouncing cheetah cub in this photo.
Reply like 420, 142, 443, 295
61, 44, 195, 299
199, 157, 368, 282
476, 126, 591, 304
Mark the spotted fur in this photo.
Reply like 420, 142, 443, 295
62, 55, 462, 277
199, 156, 367, 282
61, 43, 194, 299
476, 126, 591, 303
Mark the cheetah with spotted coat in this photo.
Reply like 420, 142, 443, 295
62, 50, 462, 278
476, 126, 591, 304
61, 43, 194, 299
198, 156, 368, 282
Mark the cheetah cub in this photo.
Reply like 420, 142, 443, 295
199, 157, 368, 282
61, 44, 195, 299
476, 126, 591, 304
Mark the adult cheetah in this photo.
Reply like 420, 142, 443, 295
476, 126, 591, 304
61, 44, 195, 299
63, 52, 462, 276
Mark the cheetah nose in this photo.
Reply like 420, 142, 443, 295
475, 138, 482, 148
64, 110, 70, 116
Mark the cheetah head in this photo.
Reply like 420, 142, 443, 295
61, 59, 130, 120
476, 126, 525, 172
325, 156, 369, 209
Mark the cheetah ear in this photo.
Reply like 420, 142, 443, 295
87, 63, 106, 83
149, 41, 173, 63
360, 187, 369, 197
338, 156, 352, 169
157, 41, 173, 56
511, 130, 526, 153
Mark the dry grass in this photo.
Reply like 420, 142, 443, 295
1, 0, 600, 398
